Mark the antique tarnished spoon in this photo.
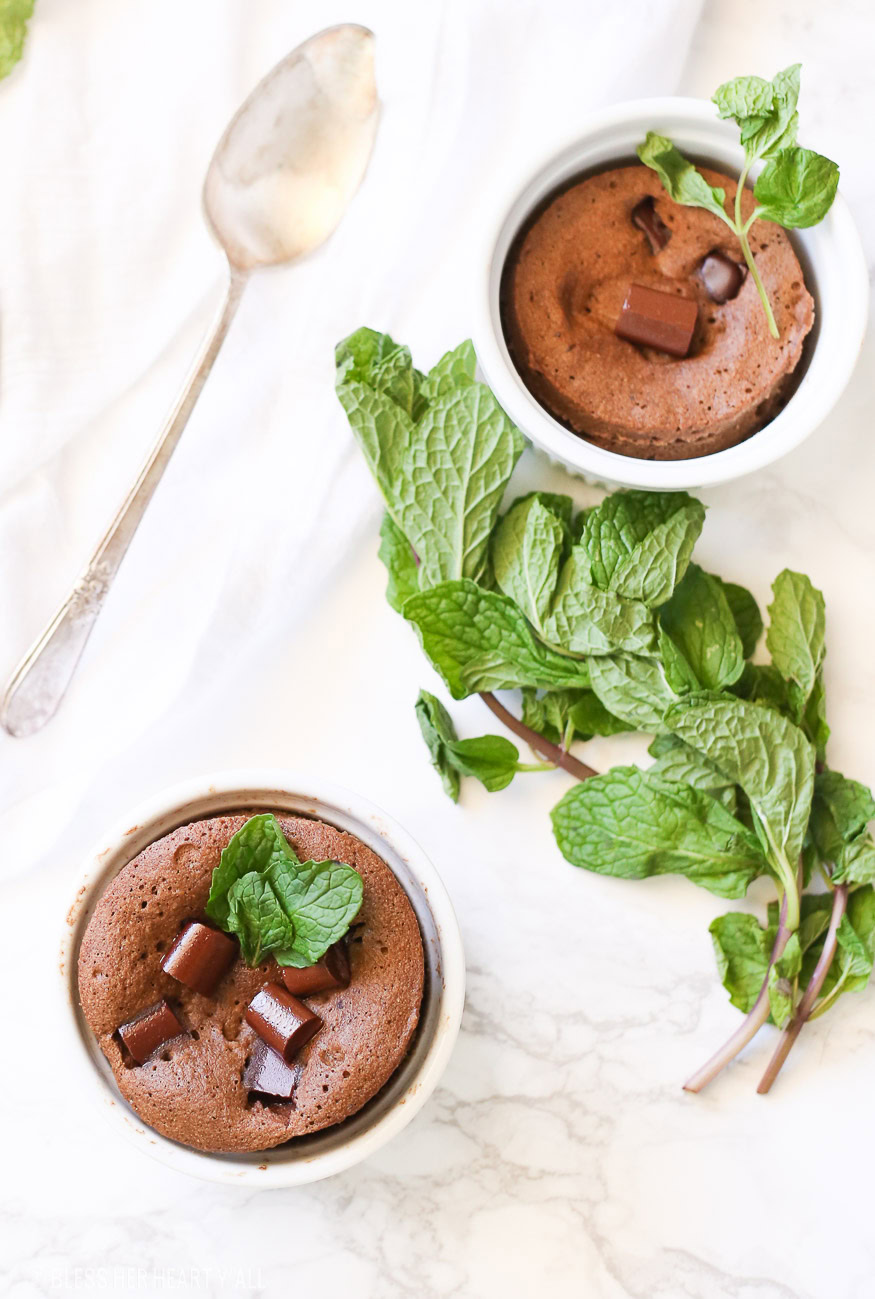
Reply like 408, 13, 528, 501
2, 24, 378, 736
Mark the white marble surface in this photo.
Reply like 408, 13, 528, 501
2, 1, 875, 1296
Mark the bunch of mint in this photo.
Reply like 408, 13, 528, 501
638, 65, 839, 338
336, 327, 875, 1095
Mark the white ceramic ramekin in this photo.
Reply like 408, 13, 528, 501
474, 97, 868, 490
60, 771, 465, 1186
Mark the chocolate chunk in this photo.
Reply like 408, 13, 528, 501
243, 1039, 300, 1101
244, 983, 322, 1062
698, 249, 746, 304
631, 196, 671, 254
161, 921, 236, 996
615, 283, 698, 358
118, 999, 184, 1064
281, 941, 351, 998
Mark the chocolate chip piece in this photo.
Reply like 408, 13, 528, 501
161, 921, 237, 996
243, 1039, 300, 1100
281, 941, 351, 998
244, 983, 322, 1062
698, 249, 746, 303
615, 283, 698, 358
117, 999, 184, 1064
631, 196, 671, 254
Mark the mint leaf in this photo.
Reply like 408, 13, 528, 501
520, 688, 581, 745
766, 569, 826, 720
796, 889, 875, 1006
657, 625, 701, 697
802, 672, 830, 760
831, 834, 875, 888
712, 74, 774, 127
713, 75, 774, 124
659, 565, 745, 691
520, 686, 628, 744
732, 662, 792, 715
613, 504, 706, 607
226, 872, 296, 967
712, 899, 824, 1023
637, 133, 730, 224
206, 813, 299, 929
269, 858, 363, 968
378, 512, 419, 614
206, 814, 362, 967
542, 547, 657, 656
419, 340, 477, 403
581, 491, 701, 589
815, 770, 875, 841
567, 690, 630, 740
589, 653, 677, 733
415, 689, 521, 799
811, 768, 875, 886
768, 932, 802, 1028
717, 579, 763, 659
446, 734, 522, 792
0, 0, 34, 80
415, 690, 461, 801
710, 911, 775, 1013
335, 327, 425, 418
647, 733, 736, 801
754, 147, 840, 228
493, 496, 566, 631
336, 331, 416, 497
833, 902, 875, 993
530, 492, 576, 532
832, 890, 875, 995
337, 333, 524, 588
551, 767, 768, 899
665, 695, 815, 875
394, 380, 524, 587
715, 65, 801, 162
404, 579, 591, 699
744, 65, 800, 160
581, 491, 705, 607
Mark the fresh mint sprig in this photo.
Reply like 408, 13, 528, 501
206, 813, 363, 968
335, 328, 875, 1095
638, 65, 839, 339
416, 690, 551, 801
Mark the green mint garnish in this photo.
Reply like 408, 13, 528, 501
637, 65, 839, 338
206, 813, 363, 968
335, 327, 875, 1094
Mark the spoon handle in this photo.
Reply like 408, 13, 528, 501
2, 267, 249, 737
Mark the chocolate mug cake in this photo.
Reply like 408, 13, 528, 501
77, 812, 425, 1153
502, 163, 814, 460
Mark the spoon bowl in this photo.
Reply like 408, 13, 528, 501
204, 24, 378, 269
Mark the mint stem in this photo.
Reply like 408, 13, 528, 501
756, 883, 848, 1095
479, 692, 598, 782
738, 226, 780, 339
683, 888, 792, 1094
734, 159, 779, 339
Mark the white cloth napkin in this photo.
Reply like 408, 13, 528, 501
0, 0, 704, 881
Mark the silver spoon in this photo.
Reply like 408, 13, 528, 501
2, 24, 378, 738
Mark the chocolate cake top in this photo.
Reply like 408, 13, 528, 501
503, 164, 814, 460
78, 813, 425, 1153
